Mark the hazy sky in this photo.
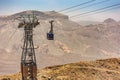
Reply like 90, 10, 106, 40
0, 0, 120, 21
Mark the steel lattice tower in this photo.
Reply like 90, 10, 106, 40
18, 14, 39, 80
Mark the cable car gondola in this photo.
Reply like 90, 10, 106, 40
47, 20, 54, 40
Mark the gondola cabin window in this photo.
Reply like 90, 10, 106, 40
47, 32, 54, 40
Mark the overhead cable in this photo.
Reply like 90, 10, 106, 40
70, 3, 120, 18
64, 0, 111, 13
55, 0, 96, 13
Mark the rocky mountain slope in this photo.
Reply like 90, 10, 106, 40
0, 58, 120, 80
0, 10, 68, 20
0, 10, 120, 74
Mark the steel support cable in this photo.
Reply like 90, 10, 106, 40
9, 28, 18, 40
57, 0, 96, 12
48, 0, 96, 16
70, 3, 120, 18
64, 0, 111, 13
81, 6, 120, 17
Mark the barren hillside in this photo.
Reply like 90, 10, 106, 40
0, 58, 120, 80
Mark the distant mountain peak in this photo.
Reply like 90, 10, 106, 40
0, 10, 69, 20
46, 10, 57, 13
104, 18, 117, 23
